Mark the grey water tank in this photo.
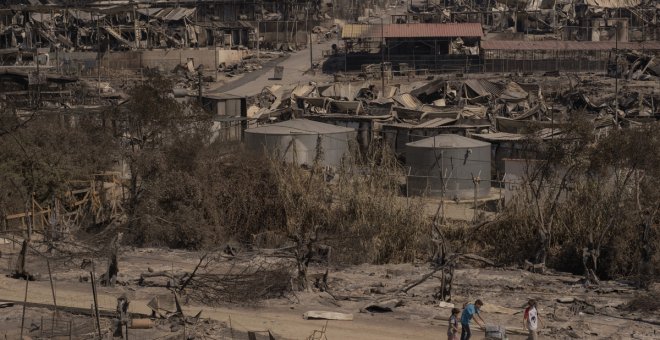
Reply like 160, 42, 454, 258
406, 134, 491, 199
245, 119, 357, 167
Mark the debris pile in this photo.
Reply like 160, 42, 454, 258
242, 71, 658, 156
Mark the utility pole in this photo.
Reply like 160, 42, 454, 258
89, 260, 102, 340
380, 17, 385, 94
133, 2, 138, 50
307, 3, 313, 71
614, 23, 619, 128
214, 36, 218, 81
256, 17, 260, 63
35, 50, 40, 108
97, 13, 101, 100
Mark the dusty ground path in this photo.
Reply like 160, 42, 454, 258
1, 243, 656, 339
0, 275, 450, 339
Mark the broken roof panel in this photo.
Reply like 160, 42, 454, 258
137, 8, 163, 17
407, 134, 490, 148
393, 93, 423, 109
472, 132, 524, 142
153, 7, 196, 21
481, 40, 660, 51
67, 9, 103, 21
342, 23, 483, 39
414, 118, 457, 128
329, 100, 363, 114
584, 0, 641, 8
318, 82, 368, 100
31, 13, 58, 23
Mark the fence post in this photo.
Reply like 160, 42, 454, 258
90, 261, 102, 340
47, 258, 58, 337
19, 274, 29, 339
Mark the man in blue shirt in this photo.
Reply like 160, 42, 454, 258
460, 299, 485, 340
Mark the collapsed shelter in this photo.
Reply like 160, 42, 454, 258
481, 40, 660, 73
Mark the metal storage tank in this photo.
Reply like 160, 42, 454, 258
406, 134, 491, 199
244, 119, 357, 167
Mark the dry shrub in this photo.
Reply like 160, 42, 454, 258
128, 137, 434, 291
126, 140, 287, 249
330, 143, 432, 264
625, 291, 660, 312
186, 263, 293, 304
127, 138, 433, 266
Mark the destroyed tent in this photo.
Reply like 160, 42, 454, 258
317, 81, 371, 100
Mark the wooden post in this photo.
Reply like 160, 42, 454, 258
47, 258, 58, 337
229, 315, 234, 340
90, 261, 102, 340
19, 275, 29, 339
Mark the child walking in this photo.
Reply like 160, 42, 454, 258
448, 308, 461, 340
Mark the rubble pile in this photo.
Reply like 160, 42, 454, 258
405, 0, 658, 42
244, 72, 658, 155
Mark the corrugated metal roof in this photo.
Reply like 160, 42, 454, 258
385, 23, 483, 38
481, 40, 660, 51
342, 23, 483, 39
67, 9, 102, 21
472, 132, 524, 142
153, 7, 196, 21
406, 134, 490, 148
584, 0, 640, 8
137, 8, 162, 16
414, 118, 457, 128
393, 93, 423, 110
245, 119, 355, 135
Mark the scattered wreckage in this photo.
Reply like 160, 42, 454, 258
240, 71, 659, 157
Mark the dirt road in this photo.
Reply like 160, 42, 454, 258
0, 275, 445, 339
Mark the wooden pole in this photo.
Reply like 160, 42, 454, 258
90, 261, 102, 340
229, 315, 234, 340
19, 276, 29, 338
47, 258, 58, 337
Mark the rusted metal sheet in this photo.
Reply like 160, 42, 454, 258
384, 23, 483, 38
584, 0, 641, 8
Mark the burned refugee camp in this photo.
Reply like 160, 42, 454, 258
0, 0, 659, 339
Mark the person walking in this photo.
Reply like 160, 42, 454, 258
523, 299, 544, 340
447, 308, 460, 340
460, 299, 485, 340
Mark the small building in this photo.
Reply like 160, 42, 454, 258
244, 119, 357, 167
405, 134, 491, 199
201, 93, 247, 117
340, 23, 484, 72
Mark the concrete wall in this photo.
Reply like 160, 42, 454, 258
141, 48, 247, 70
51, 48, 248, 73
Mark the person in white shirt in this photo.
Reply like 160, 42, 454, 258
523, 299, 544, 340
